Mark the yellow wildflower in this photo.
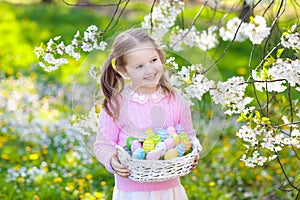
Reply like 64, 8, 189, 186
209, 181, 216, 187
54, 177, 62, 183
29, 153, 39, 160
1, 154, 10, 160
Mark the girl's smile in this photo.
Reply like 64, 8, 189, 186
122, 45, 164, 94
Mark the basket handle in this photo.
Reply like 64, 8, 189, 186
115, 145, 131, 159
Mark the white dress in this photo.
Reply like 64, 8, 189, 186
112, 184, 188, 200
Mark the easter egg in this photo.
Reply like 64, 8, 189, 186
164, 148, 178, 160
143, 138, 155, 153
156, 129, 168, 142
146, 149, 162, 160
138, 132, 147, 142
154, 127, 163, 134
155, 142, 166, 155
179, 132, 189, 141
151, 134, 162, 146
145, 129, 155, 137
123, 146, 132, 156
164, 138, 175, 150
166, 126, 176, 135
182, 138, 191, 152
175, 124, 184, 134
132, 148, 145, 160
170, 134, 180, 145
131, 140, 142, 153
175, 144, 186, 157
126, 136, 136, 150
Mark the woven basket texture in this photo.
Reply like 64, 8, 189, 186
116, 145, 198, 183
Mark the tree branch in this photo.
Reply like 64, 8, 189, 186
205, 0, 265, 74
62, 0, 124, 7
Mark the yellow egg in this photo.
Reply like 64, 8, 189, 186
145, 129, 155, 137
179, 132, 188, 141
143, 137, 155, 153
170, 134, 180, 145
164, 148, 178, 160
182, 138, 191, 152
151, 134, 161, 146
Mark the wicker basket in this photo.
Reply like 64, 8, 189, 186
116, 144, 198, 183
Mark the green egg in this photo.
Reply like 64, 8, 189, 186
126, 136, 136, 150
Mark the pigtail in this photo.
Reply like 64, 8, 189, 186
100, 54, 124, 119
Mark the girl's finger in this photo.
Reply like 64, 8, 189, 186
111, 153, 130, 177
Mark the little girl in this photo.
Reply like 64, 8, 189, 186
94, 28, 201, 200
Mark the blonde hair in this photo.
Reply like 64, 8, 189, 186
100, 28, 175, 119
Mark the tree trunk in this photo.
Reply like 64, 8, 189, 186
239, 1, 253, 22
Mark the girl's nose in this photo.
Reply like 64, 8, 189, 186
144, 64, 155, 74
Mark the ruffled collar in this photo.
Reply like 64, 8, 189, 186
122, 85, 167, 104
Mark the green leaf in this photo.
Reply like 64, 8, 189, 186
276, 48, 284, 58
295, 51, 300, 59
249, 16, 255, 24
282, 96, 287, 104
255, 110, 261, 119
236, 113, 247, 122
262, 117, 270, 124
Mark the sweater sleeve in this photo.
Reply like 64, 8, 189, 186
94, 108, 120, 173
178, 94, 203, 152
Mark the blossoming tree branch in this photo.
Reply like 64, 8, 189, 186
34, 0, 300, 197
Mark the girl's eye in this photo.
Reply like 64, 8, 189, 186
136, 65, 143, 69
151, 58, 158, 63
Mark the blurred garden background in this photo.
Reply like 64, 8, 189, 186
0, 0, 299, 199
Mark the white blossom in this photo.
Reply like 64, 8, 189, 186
240, 151, 268, 167
72, 106, 99, 136
142, 0, 183, 30
36, 25, 106, 71
169, 25, 218, 51
244, 15, 271, 44
219, 17, 248, 42
281, 24, 300, 51
81, 42, 93, 52
65, 45, 81, 61
253, 59, 300, 92
196, 26, 219, 51
210, 76, 253, 115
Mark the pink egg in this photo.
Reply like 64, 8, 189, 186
131, 140, 142, 153
166, 126, 176, 136
164, 138, 174, 150
146, 149, 162, 160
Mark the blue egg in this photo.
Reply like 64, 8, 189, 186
132, 148, 145, 160
175, 144, 186, 157
156, 129, 168, 142
175, 124, 184, 134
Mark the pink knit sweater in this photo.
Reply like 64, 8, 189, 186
94, 86, 197, 192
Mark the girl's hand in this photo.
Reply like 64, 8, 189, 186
111, 153, 130, 178
191, 154, 199, 170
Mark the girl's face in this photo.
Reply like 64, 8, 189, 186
122, 45, 163, 94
